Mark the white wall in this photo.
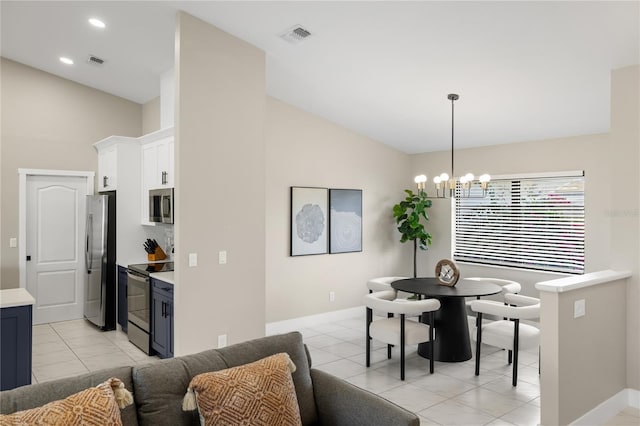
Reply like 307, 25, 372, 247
142, 96, 160, 135
265, 97, 412, 322
539, 274, 629, 425
174, 12, 266, 354
0, 58, 142, 289
610, 65, 640, 390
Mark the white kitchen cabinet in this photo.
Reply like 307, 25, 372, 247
139, 127, 174, 225
142, 137, 174, 190
93, 136, 148, 264
156, 137, 174, 188
97, 145, 118, 191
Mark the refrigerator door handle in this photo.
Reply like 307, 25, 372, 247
85, 213, 93, 272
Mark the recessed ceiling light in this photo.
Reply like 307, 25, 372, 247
59, 57, 74, 65
89, 18, 106, 28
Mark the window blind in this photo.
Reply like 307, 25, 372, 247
453, 174, 585, 274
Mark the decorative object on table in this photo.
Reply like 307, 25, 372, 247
435, 258, 460, 286
392, 184, 432, 278
290, 187, 328, 256
144, 239, 166, 261
329, 189, 362, 254
414, 93, 491, 199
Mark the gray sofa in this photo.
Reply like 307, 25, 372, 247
1, 331, 419, 426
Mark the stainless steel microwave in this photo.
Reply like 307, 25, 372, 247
149, 188, 174, 224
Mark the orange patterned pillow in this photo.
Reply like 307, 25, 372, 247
182, 352, 302, 426
0, 377, 133, 426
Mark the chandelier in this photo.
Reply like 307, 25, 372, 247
414, 94, 490, 198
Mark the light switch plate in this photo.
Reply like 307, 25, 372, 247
9, 238, 17, 248
218, 250, 227, 265
574, 299, 585, 318
188, 253, 198, 267
218, 334, 227, 348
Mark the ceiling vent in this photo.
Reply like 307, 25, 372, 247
279, 25, 312, 44
87, 55, 105, 66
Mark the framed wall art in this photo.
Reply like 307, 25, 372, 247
290, 187, 328, 256
329, 189, 362, 254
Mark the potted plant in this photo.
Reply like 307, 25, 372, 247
392, 188, 432, 278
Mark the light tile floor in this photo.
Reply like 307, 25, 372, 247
278, 315, 541, 426
31, 320, 159, 384
31, 314, 638, 426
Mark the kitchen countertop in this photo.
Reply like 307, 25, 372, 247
119, 258, 174, 267
0, 288, 36, 308
150, 271, 174, 285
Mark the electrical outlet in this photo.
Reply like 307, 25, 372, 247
574, 299, 585, 318
218, 250, 227, 264
188, 253, 198, 267
329, 291, 335, 302
9, 238, 17, 248
218, 334, 227, 348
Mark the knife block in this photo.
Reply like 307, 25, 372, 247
148, 246, 167, 261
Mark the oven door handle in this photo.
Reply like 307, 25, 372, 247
127, 271, 149, 284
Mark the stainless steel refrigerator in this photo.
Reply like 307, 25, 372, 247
84, 192, 116, 330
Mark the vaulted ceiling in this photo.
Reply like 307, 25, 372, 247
2, 1, 638, 153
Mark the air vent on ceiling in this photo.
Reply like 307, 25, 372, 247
87, 55, 105, 66
279, 25, 312, 44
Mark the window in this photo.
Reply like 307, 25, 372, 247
453, 172, 585, 274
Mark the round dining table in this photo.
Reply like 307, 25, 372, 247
391, 277, 501, 362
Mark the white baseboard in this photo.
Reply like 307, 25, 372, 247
630, 388, 640, 408
570, 388, 640, 425
265, 306, 363, 335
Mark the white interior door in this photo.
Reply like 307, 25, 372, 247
26, 175, 87, 324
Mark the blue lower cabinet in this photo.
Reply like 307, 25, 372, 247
117, 266, 128, 332
1, 305, 32, 390
151, 278, 173, 358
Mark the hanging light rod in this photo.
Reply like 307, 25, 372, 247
415, 93, 490, 199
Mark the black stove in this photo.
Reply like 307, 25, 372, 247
127, 262, 174, 276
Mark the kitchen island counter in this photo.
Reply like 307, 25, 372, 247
0, 288, 35, 308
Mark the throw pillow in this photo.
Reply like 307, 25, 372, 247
182, 352, 302, 426
0, 377, 133, 426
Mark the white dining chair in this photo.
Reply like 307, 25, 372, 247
465, 277, 522, 298
470, 293, 540, 386
366, 276, 410, 293
364, 290, 440, 380
465, 277, 523, 362
366, 276, 417, 323
367, 276, 418, 302
465, 277, 522, 344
